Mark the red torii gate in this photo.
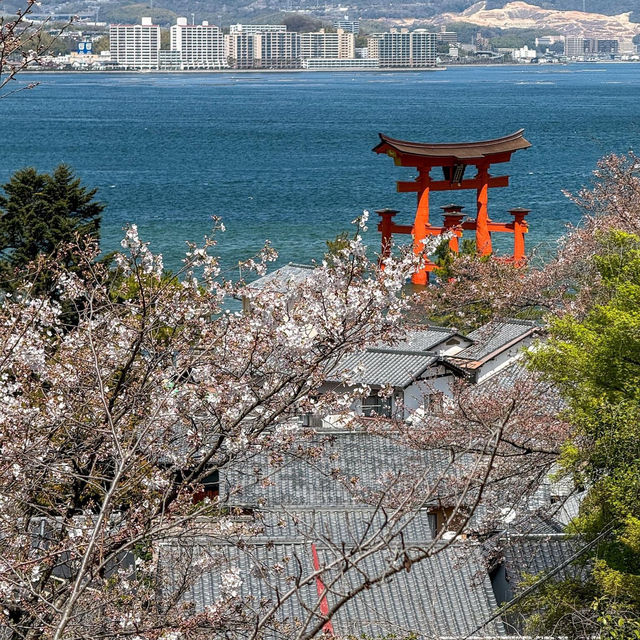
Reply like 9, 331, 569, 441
373, 130, 532, 284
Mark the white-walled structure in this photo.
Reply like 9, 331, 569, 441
227, 31, 300, 69
300, 29, 355, 60
302, 58, 379, 69
319, 320, 537, 419
171, 17, 226, 69
230, 23, 287, 34
367, 29, 437, 68
109, 17, 160, 69
513, 45, 537, 61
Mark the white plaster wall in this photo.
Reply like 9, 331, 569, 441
474, 336, 535, 384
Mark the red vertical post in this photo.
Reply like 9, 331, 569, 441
475, 164, 492, 256
440, 204, 465, 253
509, 207, 530, 263
311, 543, 335, 635
376, 208, 398, 264
412, 168, 431, 285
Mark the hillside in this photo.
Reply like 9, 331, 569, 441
427, 1, 640, 37
15, 0, 640, 26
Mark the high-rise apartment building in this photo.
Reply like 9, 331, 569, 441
170, 17, 226, 69
109, 17, 160, 69
564, 36, 585, 57
226, 31, 300, 69
332, 19, 360, 34
368, 29, 436, 68
300, 29, 355, 59
229, 24, 287, 34
226, 32, 258, 69
256, 31, 300, 68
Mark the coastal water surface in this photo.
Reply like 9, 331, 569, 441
3, 63, 640, 271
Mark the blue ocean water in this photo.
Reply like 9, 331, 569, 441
2, 63, 640, 271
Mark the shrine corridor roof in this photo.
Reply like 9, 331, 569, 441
373, 129, 531, 162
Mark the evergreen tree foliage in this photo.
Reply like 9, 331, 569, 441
0, 164, 104, 292
525, 230, 640, 636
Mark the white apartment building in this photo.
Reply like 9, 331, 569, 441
257, 31, 300, 68
302, 57, 379, 69
299, 29, 355, 60
170, 17, 226, 69
109, 17, 160, 69
229, 23, 287, 34
332, 19, 360, 34
226, 32, 257, 69
226, 31, 300, 69
368, 29, 437, 68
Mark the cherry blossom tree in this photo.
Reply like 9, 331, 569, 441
0, 209, 574, 639
0, 0, 70, 98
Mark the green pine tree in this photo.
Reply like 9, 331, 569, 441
0, 164, 104, 293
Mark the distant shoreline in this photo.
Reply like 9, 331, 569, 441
21, 60, 640, 76
22, 66, 446, 74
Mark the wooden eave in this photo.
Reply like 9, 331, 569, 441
373, 129, 531, 165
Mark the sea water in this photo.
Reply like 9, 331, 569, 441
3, 63, 640, 271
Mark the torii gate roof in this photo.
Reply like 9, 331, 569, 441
373, 129, 531, 165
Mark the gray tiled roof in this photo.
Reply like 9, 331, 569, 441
501, 534, 586, 591
395, 326, 465, 352
258, 507, 436, 543
325, 544, 505, 639
325, 348, 438, 388
159, 536, 505, 639
222, 430, 456, 508
245, 263, 314, 292
457, 320, 537, 362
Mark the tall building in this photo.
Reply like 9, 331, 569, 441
229, 24, 286, 34
583, 38, 597, 54
300, 29, 355, 59
368, 29, 436, 68
226, 32, 258, 69
332, 19, 360, 34
564, 36, 585, 57
437, 26, 458, 44
109, 17, 160, 69
170, 17, 226, 69
597, 39, 619, 54
226, 31, 300, 69
256, 31, 300, 69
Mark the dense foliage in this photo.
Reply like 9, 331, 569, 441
523, 231, 640, 636
0, 164, 104, 294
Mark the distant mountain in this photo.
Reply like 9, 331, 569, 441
22, 0, 640, 26
429, 1, 640, 37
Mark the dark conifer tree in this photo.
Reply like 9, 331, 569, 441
0, 164, 104, 293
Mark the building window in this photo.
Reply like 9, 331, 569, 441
362, 394, 392, 418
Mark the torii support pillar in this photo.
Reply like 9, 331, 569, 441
413, 170, 432, 285
476, 165, 492, 256
509, 207, 530, 263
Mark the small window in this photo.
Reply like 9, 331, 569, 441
362, 394, 392, 418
